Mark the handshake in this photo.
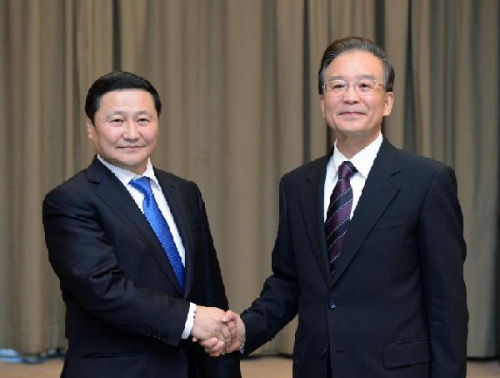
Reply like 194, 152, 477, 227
190, 306, 246, 357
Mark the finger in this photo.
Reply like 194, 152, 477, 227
201, 337, 224, 355
221, 323, 232, 339
208, 340, 225, 357
222, 309, 238, 323
225, 320, 236, 333
200, 337, 219, 348
225, 339, 239, 354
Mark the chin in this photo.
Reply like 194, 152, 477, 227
336, 127, 368, 136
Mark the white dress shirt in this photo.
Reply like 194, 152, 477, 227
97, 155, 196, 339
323, 133, 383, 221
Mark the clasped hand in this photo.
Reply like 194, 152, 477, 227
191, 307, 245, 357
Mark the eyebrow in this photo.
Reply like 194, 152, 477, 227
102, 111, 154, 121
104, 110, 153, 116
327, 74, 377, 81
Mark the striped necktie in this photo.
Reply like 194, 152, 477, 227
130, 177, 185, 293
325, 161, 357, 273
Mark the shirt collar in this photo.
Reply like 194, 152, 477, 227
97, 155, 160, 187
332, 132, 383, 179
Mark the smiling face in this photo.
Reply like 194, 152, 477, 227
320, 50, 394, 154
86, 89, 159, 174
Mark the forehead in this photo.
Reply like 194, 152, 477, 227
326, 50, 384, 79
98, 89, 156, 112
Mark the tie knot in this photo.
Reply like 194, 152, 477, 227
130, 176, 153, 196
338, 161, 357, 180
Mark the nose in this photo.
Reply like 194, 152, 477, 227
123, 120, 140, 140
342, 85, 360, 103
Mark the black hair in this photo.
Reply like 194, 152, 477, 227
85, 71, 162, 123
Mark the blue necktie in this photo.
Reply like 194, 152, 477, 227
325, 161, 357, 273
130, 177, 185, 293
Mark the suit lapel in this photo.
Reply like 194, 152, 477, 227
87, 158, 184, 295
299, 156, 331, 286
155, 170, 194, 298
330, 140, 401, 287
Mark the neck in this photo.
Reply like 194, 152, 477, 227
335, 133, 379, 159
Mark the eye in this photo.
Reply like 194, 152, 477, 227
329, 81, 347, 92
357, 80, 375, 92
110, 118, 124, 124
137, 117, 150, 125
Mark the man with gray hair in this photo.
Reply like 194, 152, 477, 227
210, 37, 468, 378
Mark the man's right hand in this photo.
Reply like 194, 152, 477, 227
191, 306, 231, 355
199, 310, 246, 356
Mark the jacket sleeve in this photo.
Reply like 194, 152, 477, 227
190, 183, 242, 378
240, 177, 300, 355
418, 166, 468, 378
42, 184, 190, 347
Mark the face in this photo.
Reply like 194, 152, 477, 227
320, 50, 394, 147
87, 89, 158, 174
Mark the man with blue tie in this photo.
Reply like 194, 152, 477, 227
215, 37, 468, 377
42, 71, 241, 378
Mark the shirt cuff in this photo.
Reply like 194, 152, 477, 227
181, 303, 197, 339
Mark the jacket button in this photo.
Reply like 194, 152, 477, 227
328, 300, 336, 309
320, 348, 328, 358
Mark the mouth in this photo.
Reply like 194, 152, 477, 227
338, 111, 365, 116
337, 111, 366, 120
118, 145, 144, 150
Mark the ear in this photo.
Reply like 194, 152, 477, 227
320, 95, 326, 119
383, 91, 394, 116
86, 117, 94, 140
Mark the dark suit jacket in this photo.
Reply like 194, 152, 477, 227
241, 139, 468, 378
43, 157, 241, 378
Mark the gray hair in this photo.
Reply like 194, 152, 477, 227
318, 37, 395, 94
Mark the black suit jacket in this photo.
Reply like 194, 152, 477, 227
241, 139, 468, 378
43, 157, 241, 378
